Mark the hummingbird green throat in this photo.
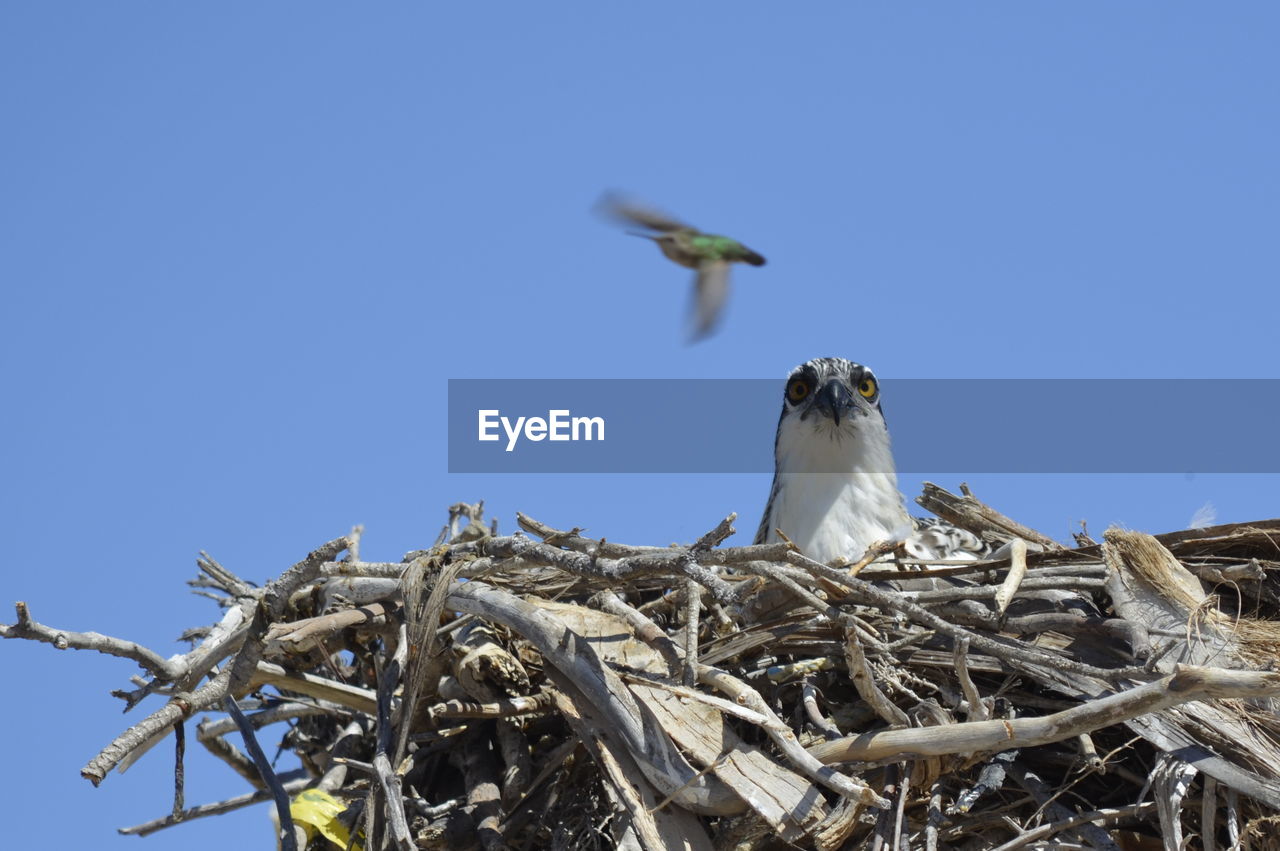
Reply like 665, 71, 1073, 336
600, 194, 766, 341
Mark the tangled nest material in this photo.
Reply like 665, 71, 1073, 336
6, 485, 1280, 850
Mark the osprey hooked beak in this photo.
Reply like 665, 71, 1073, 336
812, 377, 858, 426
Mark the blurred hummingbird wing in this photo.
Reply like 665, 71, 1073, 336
688, 261, 731, 343
596, 192, 690, 233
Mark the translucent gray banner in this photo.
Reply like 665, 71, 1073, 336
447, 379, 1280, 473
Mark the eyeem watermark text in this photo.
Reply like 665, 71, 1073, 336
477, 409, 606, 452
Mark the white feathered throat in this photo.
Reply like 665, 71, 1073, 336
757, 411, 911, 564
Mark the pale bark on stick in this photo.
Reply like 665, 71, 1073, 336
808, 665, 1280, 765
251, 661, 378, 715
993, 538, 1028, 616
0, 601, 186, 679
986, 802, 1156, 851
117, 775, 310, 837
915, 482, 1062, 550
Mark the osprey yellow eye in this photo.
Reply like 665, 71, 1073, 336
787, 378, 811, 403
858, 377, 877, 399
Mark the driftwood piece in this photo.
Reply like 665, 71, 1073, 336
807, 665, 1280, 763
915, 482, 1061, 550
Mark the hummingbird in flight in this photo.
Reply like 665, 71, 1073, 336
599, 193, 766, 342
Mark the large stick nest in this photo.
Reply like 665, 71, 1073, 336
6, 486, 1280, 850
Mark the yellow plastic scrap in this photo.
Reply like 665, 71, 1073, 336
289, 788, 363, 851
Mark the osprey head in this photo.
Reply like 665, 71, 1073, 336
757, 356, 905, 557
780, 357, 882, 431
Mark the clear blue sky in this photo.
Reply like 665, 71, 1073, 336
3, 4, 1277, 847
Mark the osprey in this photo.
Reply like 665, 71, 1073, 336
755, 357, 986, 565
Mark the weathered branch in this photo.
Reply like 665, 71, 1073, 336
1, 602, 184, 680
916, 482, 1062, 550
808, 665, 1280, 764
